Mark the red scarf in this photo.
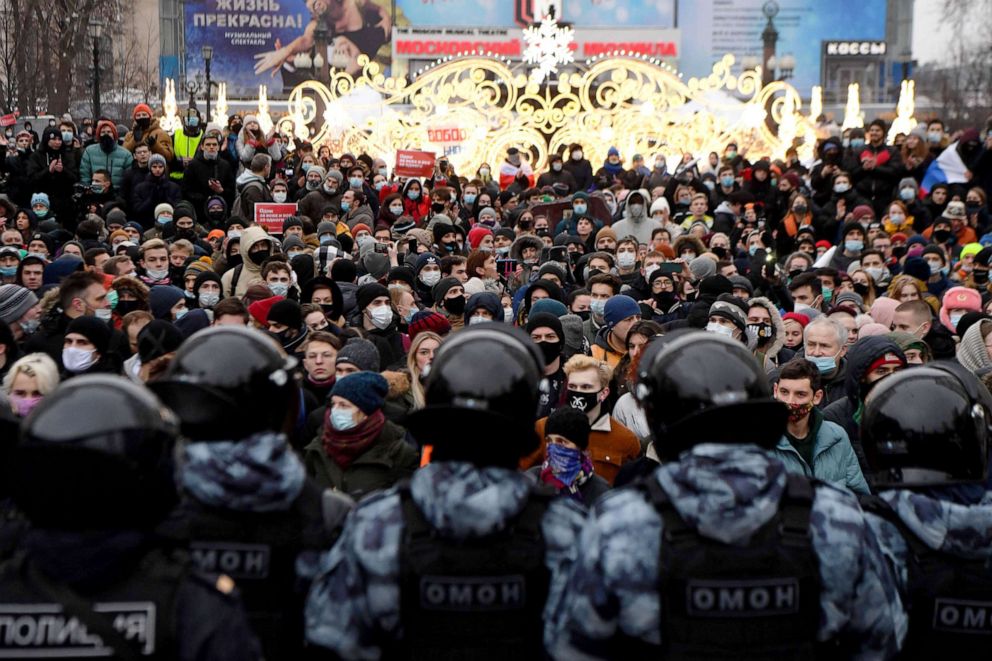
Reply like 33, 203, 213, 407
321, 409, 386, 469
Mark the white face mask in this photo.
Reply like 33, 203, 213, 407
94, 308, 113, 321
503, 306, 514, 321
273, 191, 288, 203
644, 264, 659, 279
62, 346, 97, 372
389, 204, 404, 216
369, 305, 393, 329
145, 268, 169, 281
617, 252, 636, 268
199, 292, 220, 308
420, 270, 441, 287
468, 315, 489, 325
706, 322, 736, 338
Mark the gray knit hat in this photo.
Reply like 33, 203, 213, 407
0, 285, 38, 325
335, 338, 381, 372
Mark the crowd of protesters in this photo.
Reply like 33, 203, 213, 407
0, 103, 991, 657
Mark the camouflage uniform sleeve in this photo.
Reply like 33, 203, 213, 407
863, 512, 910, 597
304, 491, 405, 660
541, 497, 587, 652
811, 485, 908, 659
548, 489, 662, 660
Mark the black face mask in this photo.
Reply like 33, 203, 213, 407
933, 229, 952, 243
654, 292, 677, 310
115, 300, 143, 316
431, 202, 445, 213
566, 388, 600, 413
442, 296, 465, 316
207, 210, 226, 223
891, 245, 908, 259
853, 282, 870, 297
710, 246, 728, 259
250, 249, 271, 265
747, 322, 773, 342
536, 339, 563, 367
226, 254, 243, 269
574, 310, 591, 322
99, 134, 116, 153
320, 303, 337, 318
135, 117, 150, 130
974, 270, 990, 285
230, 123, 243, 134
176, 228, 196, 240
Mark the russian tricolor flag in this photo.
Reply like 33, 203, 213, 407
920, 142, 970, 195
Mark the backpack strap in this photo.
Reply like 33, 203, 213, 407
230, 263, 243, 294
22, 558, 142, 661
779, 474, 815, 547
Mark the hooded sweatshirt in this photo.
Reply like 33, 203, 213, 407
549, 444, 905, 658
221, 225, 276, 297
610, 189, 661, 245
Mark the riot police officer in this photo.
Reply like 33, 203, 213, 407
305, 324, 586, 658
861, 363, 992, 656
0, 375, 261, 660
150, 326, 347, 660
551, 329, 906, 658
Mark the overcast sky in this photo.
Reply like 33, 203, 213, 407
911, 0, 988, 65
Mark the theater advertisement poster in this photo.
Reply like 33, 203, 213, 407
184, 0, 394, 97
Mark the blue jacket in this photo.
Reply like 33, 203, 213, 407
773, 414, 870, 494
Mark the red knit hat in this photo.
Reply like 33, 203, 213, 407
782, 312, 810, 328
95, 119, 118, 142
248, 295, 285, 326
467, 226, 493, 250
408, 309, 451, 340
132, 103, 153, 120
351, 223, 372, 237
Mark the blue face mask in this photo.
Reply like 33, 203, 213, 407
0, 266, 17, 277
850, 138, 865, 149
320, 235, 334, 245
174, 307, 188, 321
844, 240, 864, 253
573, 203, 587, 215
899, 187, 916, 202
589, 298, 607, 318
808, 355, 837, 374
721, 176, 734, 188
157, 215, 172, 226
748, 245, 759, 256
464, 193, 477, 205
187, 117, 199, 128
331, 407, 357, 431
546, 443, 584, 485
407, 190, 420, 200
340, 201, 351, 212
349, 177, 363, 189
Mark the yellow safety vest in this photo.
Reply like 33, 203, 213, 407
171, 131, 203, 180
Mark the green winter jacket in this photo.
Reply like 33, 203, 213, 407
80, 143, 134, 190
772, 411, 869, 494
304, 420, 419, 500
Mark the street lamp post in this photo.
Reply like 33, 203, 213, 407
88, 21, 103, 118
202, 45, 214, 121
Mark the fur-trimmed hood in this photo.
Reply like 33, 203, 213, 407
748, 296, 786, 361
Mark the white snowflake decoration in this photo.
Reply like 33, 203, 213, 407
522, 16, 574, 84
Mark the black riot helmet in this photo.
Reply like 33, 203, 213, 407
12, 375, 179, 529
148, 326, 299, 441
635, 329, 787, 461
404, 324, 545, 466
861, 364, 990, 488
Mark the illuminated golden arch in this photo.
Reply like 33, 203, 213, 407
281, 52, 815, 174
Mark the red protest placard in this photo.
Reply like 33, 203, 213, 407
254, 203, 298, 235
395, 149, 436, 178
0, 113, 19, 127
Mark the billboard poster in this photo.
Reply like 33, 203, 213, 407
678, 0, 887, 92
394, 0, 676, 28
184, 0, 393, 98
